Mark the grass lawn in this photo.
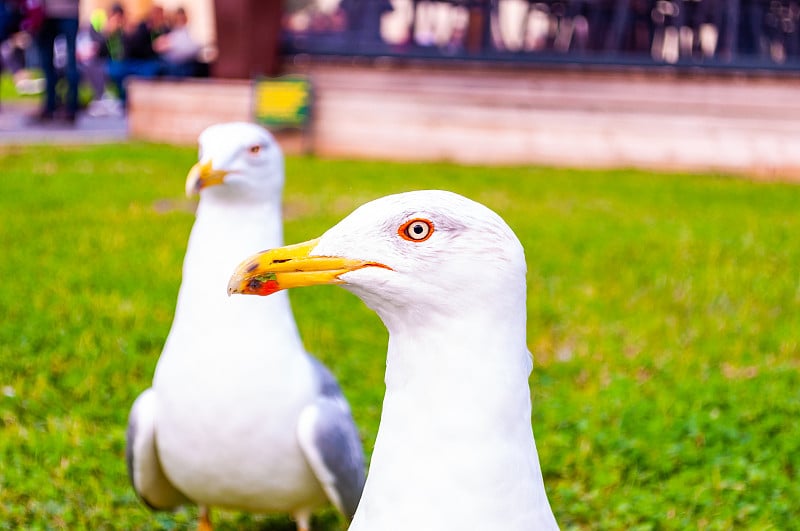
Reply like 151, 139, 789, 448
1, 72, 39, 103
0, 71, 98, 107
0, 143, 798, 530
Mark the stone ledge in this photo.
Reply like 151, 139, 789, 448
127, 67, 800, 178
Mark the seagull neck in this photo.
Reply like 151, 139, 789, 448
190, 198, 284, 257
354, 308, 556, 529
194, 196, 283, 235
383, 307, 532, 413
173, 197, 301, 345
376, 299, 536, 460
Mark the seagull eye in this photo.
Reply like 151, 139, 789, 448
248, 144, 262, 155
399, 219, 433, 242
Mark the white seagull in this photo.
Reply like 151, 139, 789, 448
227, 190, 560, 530
126, 122, 366, 531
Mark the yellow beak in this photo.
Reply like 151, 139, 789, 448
227, 238, 390, 296
185, 160, 229, 196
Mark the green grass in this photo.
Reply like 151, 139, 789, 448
1, 71, 99, 106
1, 143, 799, 530
1, 72, 39, 103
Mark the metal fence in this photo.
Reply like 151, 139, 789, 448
281, 0, 800, 71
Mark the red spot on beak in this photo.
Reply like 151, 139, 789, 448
246, 278, 281, 295
259, 279, 280, 295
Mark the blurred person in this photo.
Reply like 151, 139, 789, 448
105, 3, 168, 108
0, 0, 11, 107
152, 6, 200, 77
76, 12, 102, 99
78, 8, 120, 116
147, 4, 169, 37
0, 1, 16, 44
0, 1, 34, 92
1, 32, 43, 94
31, 0, 80, 124
103, 3, 123, 60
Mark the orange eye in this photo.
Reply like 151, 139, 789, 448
399, 218, 433, 242
249, 145, 261, 154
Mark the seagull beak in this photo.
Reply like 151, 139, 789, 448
228, 238, 390, 296
185, 160, 229, 196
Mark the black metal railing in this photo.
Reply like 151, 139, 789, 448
281, 0, 800, 72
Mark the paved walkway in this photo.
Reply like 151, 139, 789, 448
0, 101, 128, 145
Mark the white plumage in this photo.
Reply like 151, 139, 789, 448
228, 190, 560, 530
126, 122, 365, 531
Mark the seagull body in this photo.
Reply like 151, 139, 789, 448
228, 190, 560, 530
127, 122, 365, 530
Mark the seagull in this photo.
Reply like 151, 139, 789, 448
126, 122, 366, 531
227, 190, 560, 530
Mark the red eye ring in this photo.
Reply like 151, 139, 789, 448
399, 218, 434, 242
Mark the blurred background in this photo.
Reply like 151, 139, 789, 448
78, 0, 800, 70
2, 1, 800, 530
4, 0, 800, 174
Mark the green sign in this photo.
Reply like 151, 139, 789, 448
253, 76, 311, 129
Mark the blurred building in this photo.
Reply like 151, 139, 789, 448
283, 0, 800, 72
125, 0, 800, 177
79, 1, 800, 73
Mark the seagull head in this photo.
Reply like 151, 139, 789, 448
228, 190, 527, 327
185, 122, 284, 203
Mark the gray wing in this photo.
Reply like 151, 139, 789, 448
297, 356, 366, 521
126, 388, 190, 510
